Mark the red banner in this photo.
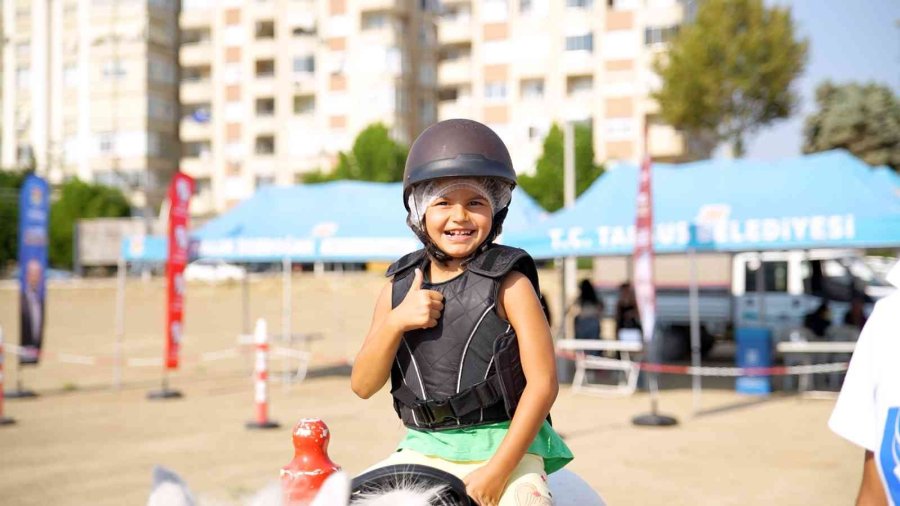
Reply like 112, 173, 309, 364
165, 172, 194, 369
634, 135, 655, 343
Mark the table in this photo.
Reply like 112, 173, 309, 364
556, 339, 644, 396
776, 340, 856, 398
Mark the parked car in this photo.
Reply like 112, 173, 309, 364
184, 259, 246, 283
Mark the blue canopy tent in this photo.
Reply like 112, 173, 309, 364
507, 150, 900, 259
117, 181, 548, 345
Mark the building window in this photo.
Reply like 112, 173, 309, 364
98, 132, 115, 153
195, 177, 212, 195
102, 59, 127, 79
255, 175, 276, 188
484, 81, 507, 100
293, 95, 315, 114
604, 118, 633, 140
565, 34, 593, 52
293, 55, 315, 73
256, 97, 276, 116
255, 60, 275, 78
16, 67, 30, 88
255, 135, 275, 155
520, 78, 544, 99
644, 25, 680, 46
567, 0, 593, 7
182, 66, 210, 82
63, 64, 78, 87
608, 0, 640, 9
184, 141, 211, 158
438, 87, 459, 102
567, 75, 593, 95
182, 28, 211, 44
256, 20, 275, 39
361, 11, 390, 30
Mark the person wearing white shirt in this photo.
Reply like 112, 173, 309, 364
829, 260, 900, 505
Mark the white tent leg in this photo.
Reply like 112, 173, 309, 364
282, 256, 292, 384
689, 247, 701, 414
114, 255, 126, 389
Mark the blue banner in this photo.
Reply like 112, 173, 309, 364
18, 174, 49, 365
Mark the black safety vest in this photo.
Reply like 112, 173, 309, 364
386, 244, 540, 431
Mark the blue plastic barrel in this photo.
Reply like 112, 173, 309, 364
735, 327, 772, 395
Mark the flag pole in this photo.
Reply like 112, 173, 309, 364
632, 118, 677, 427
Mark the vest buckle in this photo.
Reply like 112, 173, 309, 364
417, 399, 456, 426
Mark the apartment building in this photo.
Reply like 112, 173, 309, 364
435, 0, 710, 174
179, 0, 438, 215
0, 0, 180, 212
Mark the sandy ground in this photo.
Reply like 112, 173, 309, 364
0, 273, 860, 505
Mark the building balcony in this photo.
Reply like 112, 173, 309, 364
180, 80, 212, 103
180, 118, 212, 141
438, 19, 473, 45
438, 58, 472, 86
251, 39, 278, 60
292, 72, 317, 95
180, 157, 213, 178
179, 43, 212, 67
438, 100, 474, 121
250, 0, 277, 18
358, 0, 405, 12
561, 50, 596, 75
180, 5, 213, 29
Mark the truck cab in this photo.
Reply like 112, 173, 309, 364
732, 249, 891, 342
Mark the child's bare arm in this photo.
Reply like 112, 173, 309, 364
464, 271, 558, 505
351, 269, 444, 399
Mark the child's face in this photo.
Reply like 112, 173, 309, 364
424, 187, 493, 260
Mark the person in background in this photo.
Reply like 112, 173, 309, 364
614, 282, 641, 339
843, 295, 868, 332
829, 261, 900, 505
803, 299, 832, 339
574, 279, 603, 356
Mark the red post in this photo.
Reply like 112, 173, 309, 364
246, 319, 279, 430
281, 418, 341, 505
0, 327, 17, 426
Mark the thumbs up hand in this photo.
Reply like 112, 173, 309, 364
390, 269, 444, 332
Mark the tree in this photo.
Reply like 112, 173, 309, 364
653, 0, 808, 157
302, 123, 408, 183
519, 124, 604, 212
0, 170, 28, 272
49, 179, 131, 269
803, 81, 900, 171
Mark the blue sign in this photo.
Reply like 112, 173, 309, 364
880, 407, 900, 504
18, 174, 49, 365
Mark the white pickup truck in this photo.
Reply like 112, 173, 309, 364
593, 249, 894, 360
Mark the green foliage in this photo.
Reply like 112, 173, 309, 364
803, 81, 900, 171
0, 169, 28, 271
653, 0, 808, 156
302, 123, 408, 183
519, 124, 604, 212
49, 179, 131, 269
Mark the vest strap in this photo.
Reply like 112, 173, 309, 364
391, 375, 504, 428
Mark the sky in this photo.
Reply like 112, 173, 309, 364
737, 0, 900, 160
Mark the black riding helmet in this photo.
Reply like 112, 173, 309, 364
403, 118, 517, 207
403, 119, 517, 264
